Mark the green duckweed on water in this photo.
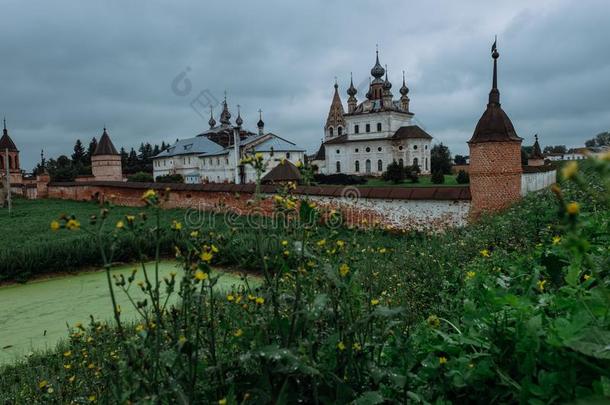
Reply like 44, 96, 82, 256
0, 260, 255, 365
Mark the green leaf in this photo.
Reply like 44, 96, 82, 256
352, 391, 384, 405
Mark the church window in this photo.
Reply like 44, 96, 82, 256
355, 161, 360, 172
217, 158, 220, 165
225, 158, 229, 164
338, 126, 343, 136
425, 145, 428, 150
365, 159, 371, 173
413, 145, 418, 150
377, 159, 383, 171
399, 158, 404, 167
413, 157, 419, 166
8, 155, 13, 169
354, 125, 359, 134
336, 161, 341, 173
336, 149, 340, 154
377, 147, 382, 152
365, 147, 371, 153
355, 148, 359, 153
286, 152, 290, 159
365, 124, 371, 133
329, 127, 334, 136
425, 158, 428, 171
399, 145, 403, 151
377, 122, 382, 132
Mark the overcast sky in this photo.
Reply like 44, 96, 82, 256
1, 0, 609, 170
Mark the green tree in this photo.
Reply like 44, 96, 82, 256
72, 139, 86, 165
382, 161, 405, 184
431, 143, 452, 175
456, 169, 469, 184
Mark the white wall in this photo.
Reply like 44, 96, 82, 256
521, 170, 556, 196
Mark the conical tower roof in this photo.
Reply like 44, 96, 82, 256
530, 134, 544, 159
0, 118, 18, 151
325, 81, 346, 128
93, 127, 119, 155
469, 41, 522, 144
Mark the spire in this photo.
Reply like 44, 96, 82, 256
325, 80, 346, 133
2, 117, 6, 135
235, 104, 243, 127
257, 108, 265, 135
400, 70, 409, 96
220, 92, 232, 126
489, 36, 500, 106
383, 65, 392, 90
93, 126, 119, 155
208, 106, 216, 128
469, 38, 521, 144
530, 134, 544, 159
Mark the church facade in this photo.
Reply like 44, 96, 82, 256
314, 51, 433, 176
153, 98, 305, 184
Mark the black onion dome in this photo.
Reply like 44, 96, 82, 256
383, 69, 392, 90
400, 72, 409, 95
371, 50, 385, 79
347, 74, 357, 96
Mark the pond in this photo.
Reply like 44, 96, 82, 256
0, 261, 255, 365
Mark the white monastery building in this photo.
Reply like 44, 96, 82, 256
313, 50, 433, 176
153, 100, 305, 184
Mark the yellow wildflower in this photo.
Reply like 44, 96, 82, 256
295, 160, 303, 168
50, 220, 60, 231
283, 250, 290, 256
200, 251, 213, 263
38, 380, 48, 389
552, 236, 561, 245
135, 324, 145, 333
63, 350, 72, 357
64, 364, 72, 370
68, 375, 76, 383
126, 215, 135, 223
466, 271, 476, 280
211, 244, 219, 253
116, 220, 124, 229
281, 240, 289, 246
337, 341, 346, 351
537, 279, 547, 292
255, 297, 265, 305
317, 239, 326, 247
218, 399, 227, 405
561, 161, 578, 180
226, 294, 235, 302
234, 329, 243, 337
190, 230, 199, 238
336, 240, 345, 248
141, 189, 156, 200
583, 274, 591, 281
566, 202, 580, 215
88, 395, 96, 402
480, 249, 490, 257
172, 221, 182, 230
194, 270, 208, 281
47, 387, 54, 394
439, 356, 448, 365
255, 152, 263, 160
352, 342, 362, 351
370, 299, 380, 306
66, 219, 80, 230
339, 263, 350, 277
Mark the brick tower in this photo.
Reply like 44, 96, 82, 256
91, 127, 122, 181
0, 118, 23, 184
468, 41, 522, 217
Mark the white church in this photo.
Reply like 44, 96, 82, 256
311, 50, 433, 175
153, 100, 305, 184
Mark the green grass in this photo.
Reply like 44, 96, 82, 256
0, 260, 256, 365
359, 174, 461, 187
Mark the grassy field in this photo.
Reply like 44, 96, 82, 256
0, 160, 608, 403
359, 174, 461, 187
0, 260, 255, 365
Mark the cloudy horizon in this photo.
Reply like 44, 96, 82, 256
1, 0, 609, 171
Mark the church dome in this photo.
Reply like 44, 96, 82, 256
370, 50, 385, 79
347, 75, 357, 97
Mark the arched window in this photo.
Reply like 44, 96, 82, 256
8, 155, 13, 169
336, 161, 341, 173
413, 157, 418, 167
338, 126, 343, 136
365, 123, 371, 133
365, 159, 371, 174
355, 160, 360, 172
399, 158, 404, 167
377, 122, 382, 132
0, 156, 4, 169
425, 158, 428, 171
329, 127, 334, 136
354, 124, 360, 134
377, 160, 383, 172
286, 152, 290, 159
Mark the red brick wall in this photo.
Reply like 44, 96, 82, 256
469, 141, 522, 217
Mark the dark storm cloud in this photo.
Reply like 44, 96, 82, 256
1, 0, 608, 170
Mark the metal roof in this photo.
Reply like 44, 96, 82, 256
155, 135, 224, 158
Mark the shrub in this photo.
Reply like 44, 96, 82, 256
155, 173, 184, 183
456, 169, 470, 184
382, 161, 405, 183
405, 164, 420, 183
431, 169, 445, 184
127, 171, 154, 182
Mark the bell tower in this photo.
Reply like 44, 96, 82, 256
324, 79, 346, 140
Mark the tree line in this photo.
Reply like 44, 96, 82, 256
34, 138, 169, 181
